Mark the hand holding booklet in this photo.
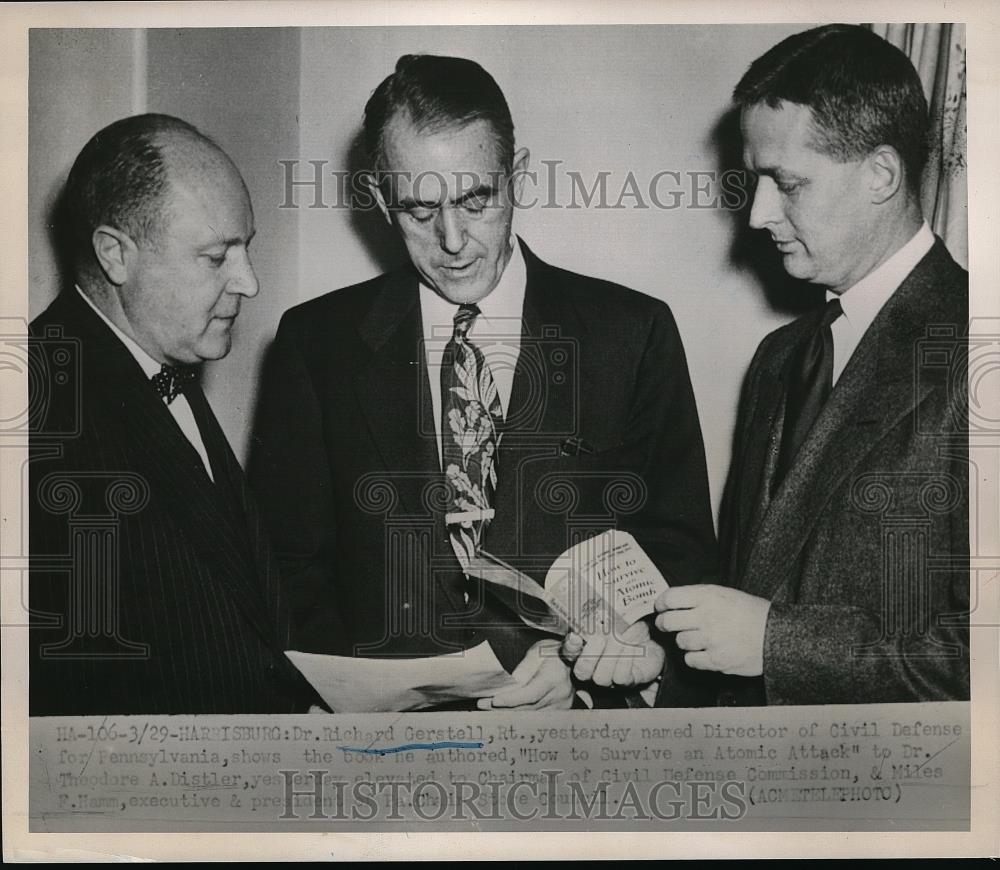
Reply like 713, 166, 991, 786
285, 530, 667, 712
467, 529, 670, 637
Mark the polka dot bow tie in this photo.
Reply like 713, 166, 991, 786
150, 364, 197, 405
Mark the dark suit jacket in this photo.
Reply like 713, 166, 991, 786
249, 239, 718, 694
29, 288, 318, 715
671, 238, 969, 706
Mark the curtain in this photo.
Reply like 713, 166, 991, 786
869, 23, 968, 268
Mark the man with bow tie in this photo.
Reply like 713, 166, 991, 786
29, 114, 319, 714
249, 54, 718, 710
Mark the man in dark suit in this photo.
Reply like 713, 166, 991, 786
29, 114, 318, 714
654, 25, 969, 705
249, 54, 718, 710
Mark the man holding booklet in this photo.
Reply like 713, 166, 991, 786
250, 54, 718, 711
650, 26, 969, 706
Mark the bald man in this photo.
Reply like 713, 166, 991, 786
29, 114, 319, 714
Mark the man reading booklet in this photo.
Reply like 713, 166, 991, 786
252, 55, 718, 711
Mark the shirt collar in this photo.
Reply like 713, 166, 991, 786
474, 237, 526, 326
75, 284, 163, 379
418, 237, 526, 333
827, 222, 935, 328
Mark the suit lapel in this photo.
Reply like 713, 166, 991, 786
737, 351, 791, 567
740, 242, 957, 600
123, 390, 281, 643
353, 269, 463, 609
354, 268, 439, 513
486, 240, 579, 560
58, 290, 282, 647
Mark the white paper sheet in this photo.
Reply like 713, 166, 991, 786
285, 641, 518, 713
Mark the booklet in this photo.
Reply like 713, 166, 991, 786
466, 529, 669, 638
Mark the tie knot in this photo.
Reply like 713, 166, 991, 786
151, 364, 197, 404
453, 303, 480, 339
821, 297, 844, 329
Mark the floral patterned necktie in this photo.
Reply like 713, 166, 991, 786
441, 303, 504, 572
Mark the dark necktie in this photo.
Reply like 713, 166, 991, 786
441, 304, 504, 572
150, 363, 197, 405
150, 364, 234, 499
773, 297, 843, 488
181, 377, 250, 519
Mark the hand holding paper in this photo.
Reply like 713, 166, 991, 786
286, 642, 516, 712
478, 638, 575, 710
287, 531, 673, 711
561, 619, 665, 688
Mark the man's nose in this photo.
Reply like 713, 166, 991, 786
228, 248, 260, 298
436, 207, 466, 255
748, 177, 781, 231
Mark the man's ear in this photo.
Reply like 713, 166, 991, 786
867, 145, 906, 205
365, 173, 393, 226
510, 146, 530, 205
91, 225, 135, 286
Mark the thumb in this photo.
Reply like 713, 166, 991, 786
561, 632, 585, 662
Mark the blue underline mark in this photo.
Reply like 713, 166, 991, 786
339, 741, 484, 756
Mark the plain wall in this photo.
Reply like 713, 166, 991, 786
146, 27, 302, 451
28, 29, 139, 309
28, 24, 813, 520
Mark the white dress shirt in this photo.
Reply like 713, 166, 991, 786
419, 238, 526, 467
828, 222, 935, 386
76, 286, 215, 481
